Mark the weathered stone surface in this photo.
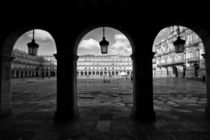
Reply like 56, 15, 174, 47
0, 78, 207, 139
96, 120, 111, 132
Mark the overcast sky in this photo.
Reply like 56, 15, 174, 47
14, 27, 133, 56
77, 27, 132, 56
14, 29, 57, 56
14, 27, 171, 56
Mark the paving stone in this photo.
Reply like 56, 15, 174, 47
95, 121, 111, 132
6, 78, 210, 139
116, 133, 138, 140
68, 132, 91, 140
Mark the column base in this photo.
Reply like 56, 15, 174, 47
54, 108, 79, 122
131, 109, 156, 123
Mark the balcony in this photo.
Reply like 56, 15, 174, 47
156, 53, 185, 67
186, 38, 202, 48
187, 56, 199, 63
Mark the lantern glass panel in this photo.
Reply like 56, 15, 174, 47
101, 45, 107, 54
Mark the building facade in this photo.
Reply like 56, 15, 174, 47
77, 55, 132, 79
153, 26, 206, 79
11, 49, 57, 78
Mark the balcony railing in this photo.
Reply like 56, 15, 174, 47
157, 56, 200, 67
156, 53, 185, 67
187, 56, 199, 62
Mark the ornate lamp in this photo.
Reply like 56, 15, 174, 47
27, 29, 39, 56
173, 26, 186, 53
99, 27, 109, 54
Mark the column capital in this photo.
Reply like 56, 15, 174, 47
74, 55, 79, 61
202, 53, 210, 59
130, 53, 135, 60
54, 53, 79, 61
0, 56, 15, 62
53, 53, 58, 60
131, 52, 156, 59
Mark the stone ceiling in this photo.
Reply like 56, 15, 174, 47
0, 0, 208, 18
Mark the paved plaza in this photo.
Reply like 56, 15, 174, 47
0, 77, 209, 140
10, 77, 207, 113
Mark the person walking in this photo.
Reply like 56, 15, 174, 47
131, 74, 133, 82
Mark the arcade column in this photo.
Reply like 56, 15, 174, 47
54, 53, 79, 121
0, 56, 14, 117
131, 52, 156, 122
203, 53, 210, 117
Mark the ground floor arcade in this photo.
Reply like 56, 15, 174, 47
11, 70, 57, 78
77, 70, 133, 78
153, 62, 205, 80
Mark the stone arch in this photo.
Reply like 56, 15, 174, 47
152, 23, 210, 54
74, 25, 135, 55
152, 24, 210, 116
74, 25, 134, 114
0, 27, 58, 116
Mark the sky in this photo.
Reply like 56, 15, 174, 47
14, 27, 133, 56
14, 29, 57, 56
14, 27, 172, 56
77, 27, 132, 56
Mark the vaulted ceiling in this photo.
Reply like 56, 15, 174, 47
0, 0, 208, 18
0, 0, 209, 39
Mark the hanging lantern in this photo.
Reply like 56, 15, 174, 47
27, 29, 39, 56
99, 27, 109, 54
173, 26, 186, 53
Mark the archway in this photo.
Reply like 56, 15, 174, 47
75, 26, 134, 113
0, 28, 57, 116
152, 25, 208, 116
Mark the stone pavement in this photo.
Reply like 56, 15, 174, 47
1, 106, 210, 140
0, 77, 209, 139
11, 78, 206, 111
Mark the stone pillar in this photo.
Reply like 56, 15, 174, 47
24, 71, 26, 78
16, 71, 19, 78
54, 53, 78, 121
13, 70, 16, 78
131, 52, 156, 122
21, 71, 24, 78
203, 53, 210, 116
0, 56, 14, 117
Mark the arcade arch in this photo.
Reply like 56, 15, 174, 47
75, 26, 134, 108
0, 28, 57, 115
152, 25, 208, 114
1, 23, 210, 122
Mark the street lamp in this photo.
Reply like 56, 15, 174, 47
173, 26, 186, 53
99, 27, 109, 54
27, 29, 39, 56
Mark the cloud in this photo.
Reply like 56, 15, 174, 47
114, 34, 127, 40
77, 34, 132, 56
27, 29, 54, 41
109, 34, 132, 56
78, 39, 99, 49
77, 38, 101, 55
